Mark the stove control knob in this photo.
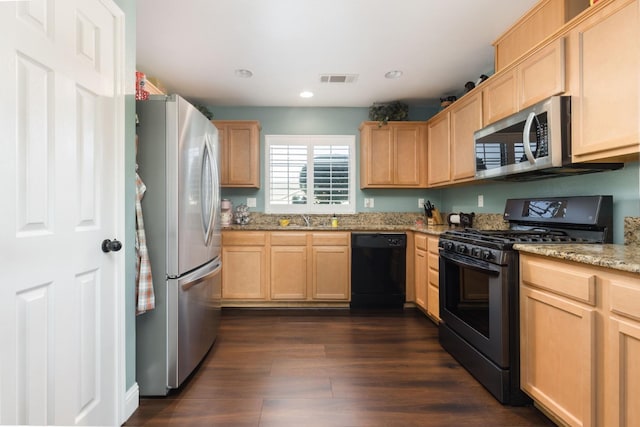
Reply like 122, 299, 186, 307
471, 247, 481, 258
456, 244, 467, 254
444, 241, 455, 251
481, 250, 493, 261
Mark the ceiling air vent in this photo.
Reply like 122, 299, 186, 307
320, 74, 358, 83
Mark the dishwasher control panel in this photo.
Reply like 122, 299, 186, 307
351, 233, 407, 248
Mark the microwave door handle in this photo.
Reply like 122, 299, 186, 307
522, 112, 537, 165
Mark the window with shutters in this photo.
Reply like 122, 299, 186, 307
265, 135, 356, 214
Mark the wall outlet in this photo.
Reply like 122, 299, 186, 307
418, 198, 425, 209
364, 198, 375, 208
247, 197, 257, 208
478, 195, 484, 208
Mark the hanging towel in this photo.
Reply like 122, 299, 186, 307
135, 171, 155, 315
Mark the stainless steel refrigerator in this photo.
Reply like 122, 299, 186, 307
135, 94, 221, 396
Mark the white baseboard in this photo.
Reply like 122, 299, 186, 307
123, 382, 139, 422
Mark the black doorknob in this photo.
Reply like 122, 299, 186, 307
102, 239, 122, 253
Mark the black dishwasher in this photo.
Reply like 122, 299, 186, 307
350, 233, 406, 309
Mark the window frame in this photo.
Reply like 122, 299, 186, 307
264, 134, 356, 214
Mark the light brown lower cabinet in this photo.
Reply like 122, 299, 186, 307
604, 276, 640, 427
519, 253, 640, 427
426, 236, 440, 321
413, 233, 439, 322
414, 234, 428, 310
222, 230, 350, 304
312, 244, 350, 300
270, 232, 308, 300
221, 231, 268, 299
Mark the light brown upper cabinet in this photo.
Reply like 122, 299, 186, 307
482, 68, 518, 125
427, 91, 483, 187
359, 121, 428, 188
483, 38, 566, 124
565, 0, 639, 163
493, 0, 589, 72
213, 120, 261, 188
450, 92, 483, 183
517, 37, 566, 110
427, 113, 450, 186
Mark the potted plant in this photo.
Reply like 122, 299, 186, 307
368, 101, 409, 126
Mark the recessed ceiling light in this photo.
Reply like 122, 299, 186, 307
300, 91, 314, 98
234, 69, 253, 78
385, 70, 403, 79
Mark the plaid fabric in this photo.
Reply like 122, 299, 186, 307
135, 172, 155, 315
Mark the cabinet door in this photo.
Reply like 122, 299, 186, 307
450, 92, 483, 182
312, 246, 350, 300
214, 121, 260, 187
222, 246, 267, 299
518, 37, 565, 110
606, 317, 640, 427
605, 278, 640, 427
360, 122, 427, 188
270, 246, 307, 300
414, 246, 428, 310
395, 125, 426, 186
493, 0, 587, 72
427, 113, 450, 186
482, 69, 518, 124
361, 125, 394, 186
567, 0, 639, 162
426, 237, 440, 321
520, 285, 596, 427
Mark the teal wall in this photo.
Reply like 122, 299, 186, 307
113, 0, 137, 391
211, 105, 444, 213
209, 105, 640, 244
440, 164, 639, 244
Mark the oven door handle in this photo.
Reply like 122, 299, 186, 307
440, 251, 501, 275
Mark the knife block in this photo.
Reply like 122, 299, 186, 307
428, 208, 444, 225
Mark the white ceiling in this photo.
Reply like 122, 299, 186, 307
135, 0, 538, 108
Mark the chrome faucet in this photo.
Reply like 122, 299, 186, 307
301, 214, 311, 227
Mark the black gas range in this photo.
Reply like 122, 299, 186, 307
438, 195, 613, 405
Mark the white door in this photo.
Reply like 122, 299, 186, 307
0, 0, 126, 425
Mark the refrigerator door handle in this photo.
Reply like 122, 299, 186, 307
201, 137, 216, 245
179, 259, 221, 291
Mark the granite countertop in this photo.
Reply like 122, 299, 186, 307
223, 223, 451, 236
223, 213, 640, 273
514, 243, 640, 274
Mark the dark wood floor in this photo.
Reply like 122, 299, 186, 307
124, 309, 555, 426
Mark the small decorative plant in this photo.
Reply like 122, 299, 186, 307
368, 101, 409, 126
195, 105, 213, 120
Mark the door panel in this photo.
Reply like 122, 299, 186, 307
175, 97, 220, 275
0, 0, 124, 425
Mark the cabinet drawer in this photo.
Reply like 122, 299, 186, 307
270, 232, 307, 246
427, 237, 439, 254
415, 234, 428, 250
610, 280, 640, 322
428, 267, 439, 288
311, 232, 350, 246
520, 256, 596, 305
428, 253, 439, 273
222, 231, 266, 246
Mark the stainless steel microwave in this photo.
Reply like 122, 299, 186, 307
474, 96, 622, 181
